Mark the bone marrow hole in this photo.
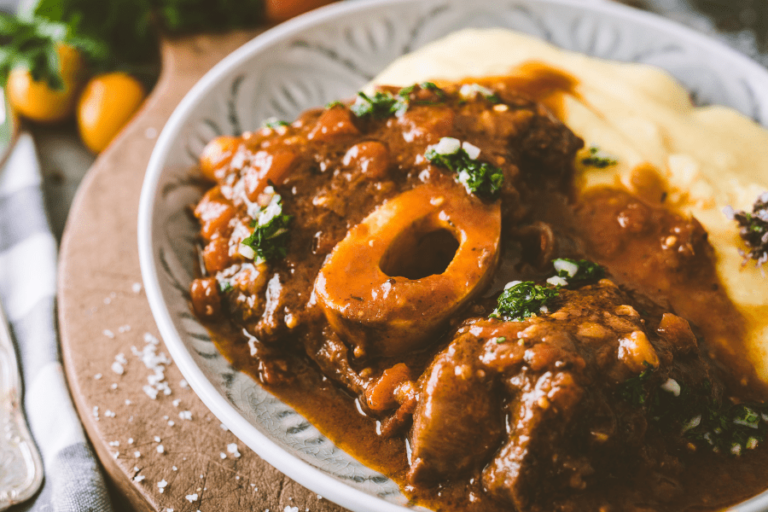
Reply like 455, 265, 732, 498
379, 224, 459, 280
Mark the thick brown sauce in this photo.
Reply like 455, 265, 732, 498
194, 66, 768, 512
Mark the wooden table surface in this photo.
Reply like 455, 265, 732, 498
57, 31, 348, 512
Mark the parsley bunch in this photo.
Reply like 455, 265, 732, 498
729, 192, 768, 267
489, 282, 559, 322
241, 194, 292, 262
425, 143, 504, 198
0, 13, 108, 88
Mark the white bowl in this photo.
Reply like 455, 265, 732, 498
138, 1, 768, 510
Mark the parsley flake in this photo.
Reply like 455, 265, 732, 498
425, 138, 504, 198
490, 282, 558, 322
726, 192, 768, 267
263, 117, 289, 129
581, 146, 617, 168
240, 194, 292, 262
552, 258, 604, 283
617, 363, 655, 406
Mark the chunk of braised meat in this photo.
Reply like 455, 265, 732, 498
408, 335, 504, 485
406, 280, 719, 511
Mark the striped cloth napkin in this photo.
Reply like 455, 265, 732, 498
1, 133, 113, 512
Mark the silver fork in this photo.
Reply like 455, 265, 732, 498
0, 294, 43, 511
0, 88, 44, 510
0, 296, 44, 510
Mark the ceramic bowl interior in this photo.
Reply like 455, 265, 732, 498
138, 1, 768, 510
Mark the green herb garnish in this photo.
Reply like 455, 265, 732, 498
552, 258, 604, 283
241, 194, 292, 262
262, 117, 289, 129
489, 282, 558, 322
218, 281, 233, 293
618, 363, 655, 406
581, 146, 617, 168
325, 100, 344, 110
350, 82, 446, 119
727, 192, 768, 267
492, 336, 507, 344
425, 139, 504, 198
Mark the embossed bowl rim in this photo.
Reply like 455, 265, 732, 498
138, 0, 768, 510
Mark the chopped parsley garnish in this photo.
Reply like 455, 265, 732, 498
492, 336, 507, 344
425, 137, 504, 198
618, 369, 768, 455
218, 281, 233, 293
325, 100, 345, 110
350, 90, 406, 118
490, 282, 558, 322
350, 82, 447, 119
617, 363, 655, 406
581, 146, 617, 168
552, 258, 604, 284
725, 192, 768, 267
263, 117, 289, 129
240, 194, 292, 262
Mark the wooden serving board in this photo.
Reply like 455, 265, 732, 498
58, 31, 348, 512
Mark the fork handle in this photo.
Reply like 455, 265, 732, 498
0, 301, 44, 510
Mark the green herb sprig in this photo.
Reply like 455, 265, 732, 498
489, 282, 559, 322
425, 140, 504, 198
241, 194, 292, 262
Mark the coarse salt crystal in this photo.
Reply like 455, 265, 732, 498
109, 441, 119, 447
180, 379, 189, 389
285, 507, 299, 512
172, 399, 180, 407
103, 329, 115, 339
134, 475, 145, 482
128, 438, 134, 444
105, 410, 115, 418
110, 383, 118, 390
111, 362, 124, 375
186, 494, 199, 502
118, 325, 131, 333
132, 282, 142, 293
154, 436, 161, 442
220, 452, 227, 459
158, 479, 167, 488
143, 386, 159, 400
168, 421, 175, 427
227, 443, 241, 458
134, 451, 141, 458
220, 423, 229, 431
172, 466, 178, 471
179, 411, 192, 420
157, 445, 164, 454
94, 373, 102, 380
125, 399, 132, 405
115, 353, 127, 364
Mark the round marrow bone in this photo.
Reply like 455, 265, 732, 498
314, 181, 501, 358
